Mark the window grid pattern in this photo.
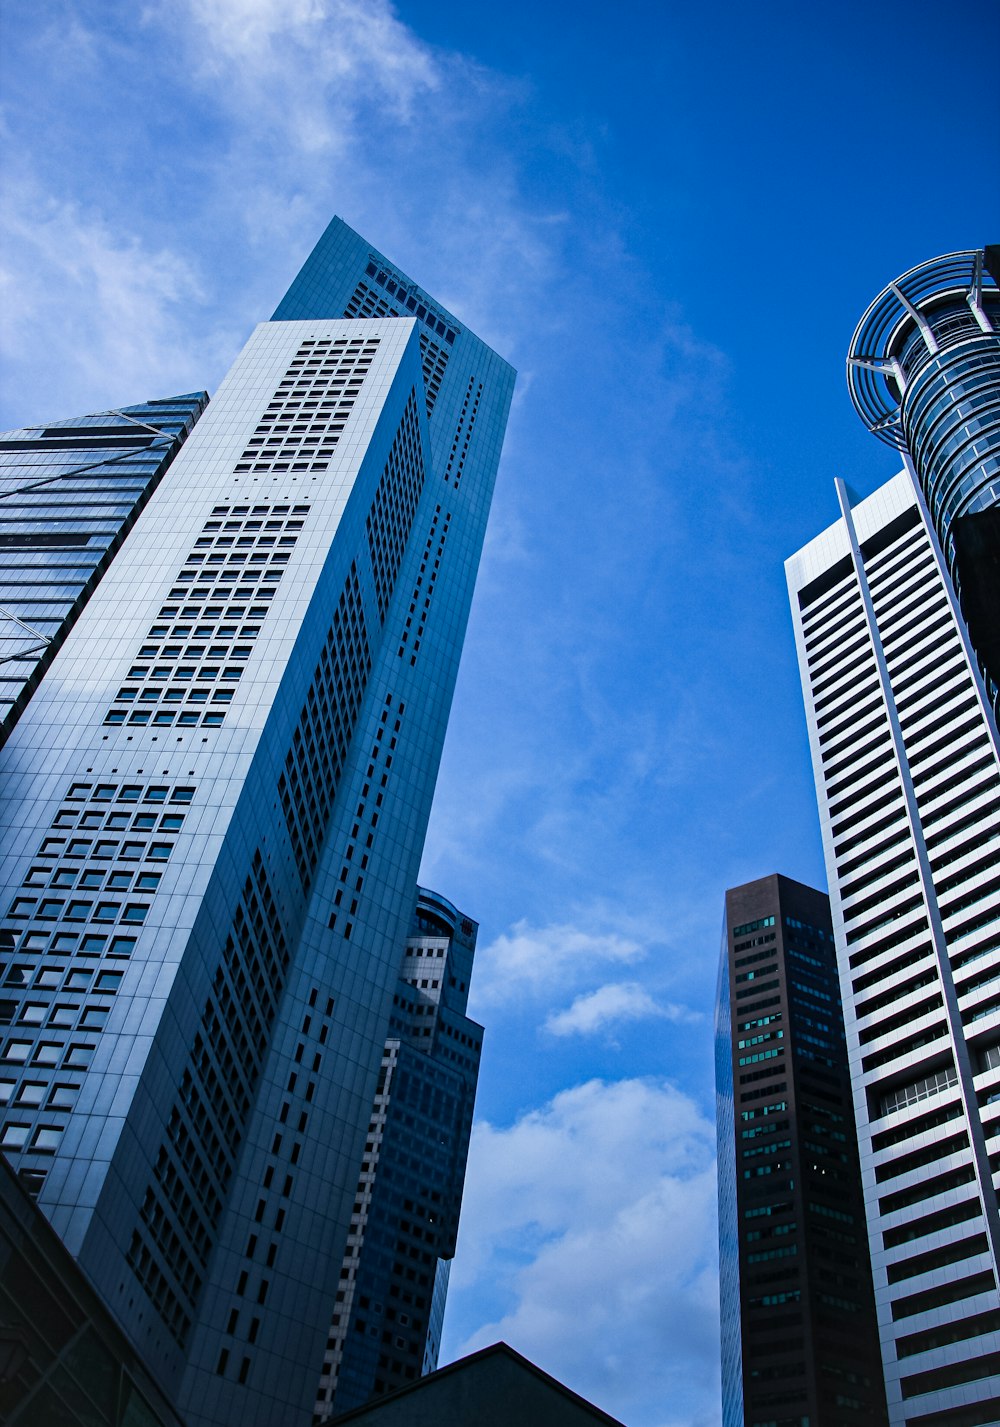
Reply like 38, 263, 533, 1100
216, 988, 336, 1389
234, 339, 378, 475
397, 510, 450, 665
342, 281, 451, 415
103, 504, 307, 730
278, 564, 371, 893
328, 695, 403, 944
444, 378, 483, 489
366, 394, 425, 623
128, 849, 290, 1348
0, 778, 193, 1198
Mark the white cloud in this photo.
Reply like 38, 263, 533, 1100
174, 0, 442, 145
544, 981, 697, 1037
470, 919, 647, 1008
0, 179, 223, 426
445, 1078, 720, 1427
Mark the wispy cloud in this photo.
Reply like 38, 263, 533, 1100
0, 178, 218, 426
446, 1078, 720, 1427
470, 919, 647, 1008
544, 981, 698, 1037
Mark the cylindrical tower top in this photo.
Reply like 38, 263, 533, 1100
847, 247, 1000, 447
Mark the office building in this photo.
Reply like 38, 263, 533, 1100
846, 246, 1000, 715
0, 217, 514, 1427
315, 888, 482, 1417
0, 395, 207, 743
716, 873, 886, 1427
786, 471, 1000, 1426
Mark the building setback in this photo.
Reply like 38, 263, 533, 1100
0, 217, 514, 1427
0, 395, 207, 743
716, 872, 887, 1427
786, 471, 1000, 1426
316, 888, 482, 1417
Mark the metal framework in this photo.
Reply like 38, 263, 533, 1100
847, 248, 999, 446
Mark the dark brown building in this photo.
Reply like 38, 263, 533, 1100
716, 873, 887, 1427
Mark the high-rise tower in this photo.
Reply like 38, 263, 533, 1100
786, 470, 1000, 1427
846, 247, 1000, 715
0, 218, 514, 1427
716, 873, 886, 1427
0, 395, 207, 743
315, 888, 482, 1418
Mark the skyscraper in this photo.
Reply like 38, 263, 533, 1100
846, 246, 1000, 716
315, 888, 482, 1417
786, 470, 1000, 1426
0, 395, 207, 743
716, 873, 886, 1427
0, 217, 514, 1427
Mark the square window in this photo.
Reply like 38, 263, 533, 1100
16, 1083, 45, 1106
78, 873, 103, 890
104, 815, 129, 831
2, 1042, 30, 1063
64, 1044, 93, 1068
65, 971, 91, 989
148, 844, 172, 861
65, 901, 93, 921
32, 1126, 62, 1153
178, 712, 199, 726
128, 712, 150, 726
132, 815, 156, 831
0, 1125, 29, 1149
33, 1043, 62, 1066
95, 970, 123, 991
107, 938, 136, 958
107, 874, 132, 891
122, 905, 147, 924
78, 936, 105, 955
135, 873, 160, 891
47, 1084, 77, 1109
20, 1004, 46, 1025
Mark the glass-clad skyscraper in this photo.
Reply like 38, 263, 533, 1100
0, 218, 514, 1427
847, 247, 1000, 716
315, 888, 482, 1417
716, 873, 886, 1427
787, 472, 1000, 1426
0, 396, 207, 742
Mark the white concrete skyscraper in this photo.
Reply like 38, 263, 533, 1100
0, 218, 514, 1427
786, 471, 1000, 1426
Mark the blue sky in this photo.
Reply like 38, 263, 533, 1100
1, 3, 998, 1424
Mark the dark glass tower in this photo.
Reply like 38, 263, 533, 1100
716, 873, 887, 1427
0, 395, 208, 743
847, 247, 1000, 714
315, 888, 481, 1418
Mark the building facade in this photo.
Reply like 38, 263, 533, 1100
786, 472, 1000, 1426
0, 395, 207, 743
315, 888, 482, 1418
716, 873, 886, 1427
0, 218, 514, 1427
846, 247, 1000, 716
